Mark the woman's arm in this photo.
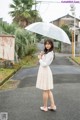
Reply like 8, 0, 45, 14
39, 52, 53, 67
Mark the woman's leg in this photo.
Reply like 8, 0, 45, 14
43, 90, 48, 108
48, 90, 56, 108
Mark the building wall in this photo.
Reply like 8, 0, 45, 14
52, 20, 59, 26
58, 18, 79, 27
52, 15, 80, 54
61, 42, 80, 54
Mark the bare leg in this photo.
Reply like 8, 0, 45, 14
43, 90, 48, 108
48, 90, 56, 108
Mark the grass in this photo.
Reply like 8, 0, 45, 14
18, 55, 38, 68
71, 57, 80, 65
0, 68, 15, 84
0, 55, 38, 90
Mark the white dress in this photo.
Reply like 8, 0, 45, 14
36, 51, 54, 90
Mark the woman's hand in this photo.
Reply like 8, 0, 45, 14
40, 51, 44, 56
38, 55, 42, 59
38, 51, 44, 59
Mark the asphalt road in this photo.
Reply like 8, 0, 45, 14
0, 83, 80, 120
11, 55, 80, 88
0, 52, 80, 120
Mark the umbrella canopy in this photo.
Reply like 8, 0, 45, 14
25, 22, 71, 44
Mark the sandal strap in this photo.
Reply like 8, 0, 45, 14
48, 106, 57, 110
40, 106, 48, 111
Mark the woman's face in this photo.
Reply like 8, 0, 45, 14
45, 42, 51, 50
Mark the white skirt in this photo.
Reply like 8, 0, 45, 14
36, 65, 54, 90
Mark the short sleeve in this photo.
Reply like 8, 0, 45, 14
39, 51, 53, 67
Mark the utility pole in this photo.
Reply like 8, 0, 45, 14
70, 4, 76, 57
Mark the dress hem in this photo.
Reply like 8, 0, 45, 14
36, 87, 54, 90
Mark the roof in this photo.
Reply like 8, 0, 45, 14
0, 35, 15, 38
50, 14, 80, 22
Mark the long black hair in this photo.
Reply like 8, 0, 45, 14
44, 39, 54, 54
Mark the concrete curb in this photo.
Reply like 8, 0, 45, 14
0, 64, 38, 87
67, 57, 80, 66
0, 66, 21, 86
70, 57, 80, 66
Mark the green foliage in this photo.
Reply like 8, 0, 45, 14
61, 24, 72, 41
0, 55, 38, 89
72, 57, 80, 64
58, 42, 61, 52
9, 0, 42, 27
0, 20, 17, 34
36, 34, 42, 42
26, 44, 37, 55
0, 19, 37, 59
15, 28, 37, 58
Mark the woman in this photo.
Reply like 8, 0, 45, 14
36, 39, 56, 112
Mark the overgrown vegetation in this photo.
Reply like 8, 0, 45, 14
0, 55, 38, 87
0, 19, 37, 59
71, 57, 80, 65
61, 24, 72, 41
0, 0, 41, 89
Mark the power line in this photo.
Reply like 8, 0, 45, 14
36, 1, 80, 4
36, 0, 61, 3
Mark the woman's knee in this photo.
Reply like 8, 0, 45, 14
47, 90, 51, 93
43, 90, 49, 93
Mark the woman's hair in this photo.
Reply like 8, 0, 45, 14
44, 39, 54, 54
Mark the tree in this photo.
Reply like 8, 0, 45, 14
9, 0, 42, 27
61, 24, 72, 41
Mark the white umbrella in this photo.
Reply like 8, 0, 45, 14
25, 22, 71, 44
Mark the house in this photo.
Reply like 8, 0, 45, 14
50, 14, 80, 54
51, 14, 80, 27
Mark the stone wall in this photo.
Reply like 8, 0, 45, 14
61, 42, 80, 54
